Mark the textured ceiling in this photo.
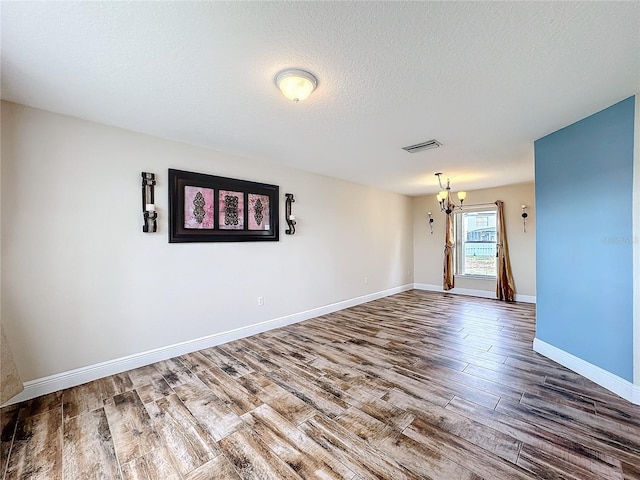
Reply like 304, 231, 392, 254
2, 1, 639, 195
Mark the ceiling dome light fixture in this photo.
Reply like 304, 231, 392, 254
275, 69, 317, 103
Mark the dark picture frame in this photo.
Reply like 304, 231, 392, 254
168, 169, 279, 243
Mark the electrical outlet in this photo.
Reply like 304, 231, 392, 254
364, 277, 368, 284
257, 296, 264, 306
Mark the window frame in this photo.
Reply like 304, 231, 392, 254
453, 206, 498, 279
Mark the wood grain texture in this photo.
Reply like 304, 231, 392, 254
241, 404, 356, 479
62, 408, 120, 480
5, 408, 62, 480
145, 394, 218, 476
2, 290, 640, 479
119, 447, 181, 480
103, 391, 160, 466
183, 454, 240, 480
63, 381, 103, 421
0, 403, 19, 478
217, 424, 302, 480
172, 380, 243, 442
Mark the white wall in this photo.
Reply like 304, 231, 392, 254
413, 182, 536, 299
1, 102, 414, 382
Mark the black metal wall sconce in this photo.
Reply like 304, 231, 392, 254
142, 172, 157, 233
428, 212, 434, 234
285, 193, 296, 235
521, 205, 528, 233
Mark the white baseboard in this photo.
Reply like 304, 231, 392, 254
414, 283, 536, 304
3, 284, 413, 407
533, 338, 640, 405
515, 294, 536, 303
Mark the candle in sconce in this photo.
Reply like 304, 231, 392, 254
289, 214, 295, 221
146, 204, 155, 212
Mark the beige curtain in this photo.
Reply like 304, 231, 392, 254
1, 325, 24, 404
443, 212, 455, 290
495, 200, 515, 301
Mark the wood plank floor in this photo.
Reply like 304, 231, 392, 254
2, 290, 640, 479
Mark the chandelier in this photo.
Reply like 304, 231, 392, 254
435, 172, 466, 214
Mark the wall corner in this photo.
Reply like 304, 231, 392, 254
634, 93, 640, 385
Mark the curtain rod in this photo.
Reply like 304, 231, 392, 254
462, 202, 497, 207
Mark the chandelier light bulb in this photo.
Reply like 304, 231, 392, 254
434, 172, 466, 214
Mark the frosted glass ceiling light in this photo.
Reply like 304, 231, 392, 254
275, 69, 317, 103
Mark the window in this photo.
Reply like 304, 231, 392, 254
454, 208, 497, 277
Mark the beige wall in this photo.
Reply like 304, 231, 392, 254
413, 182, 536, 299
1, 102, 414, 382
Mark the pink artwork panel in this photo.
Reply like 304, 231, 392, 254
248, 194, 270, 230
219, 190, 244, 230
184, 186, 214, 229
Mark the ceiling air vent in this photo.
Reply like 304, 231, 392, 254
402, 139, 442, 153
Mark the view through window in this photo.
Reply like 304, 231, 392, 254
454, 209, 497, 277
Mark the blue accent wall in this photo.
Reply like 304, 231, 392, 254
535, 96, 635, 381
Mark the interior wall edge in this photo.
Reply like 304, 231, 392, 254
633, 92, 640, 385
413, 283, 536, 304
0, 283, 413, 407
534, 337, 640, 405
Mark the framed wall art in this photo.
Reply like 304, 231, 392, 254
168, 169, 279, 242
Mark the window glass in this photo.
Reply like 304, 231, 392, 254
454, 209, 497, 277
